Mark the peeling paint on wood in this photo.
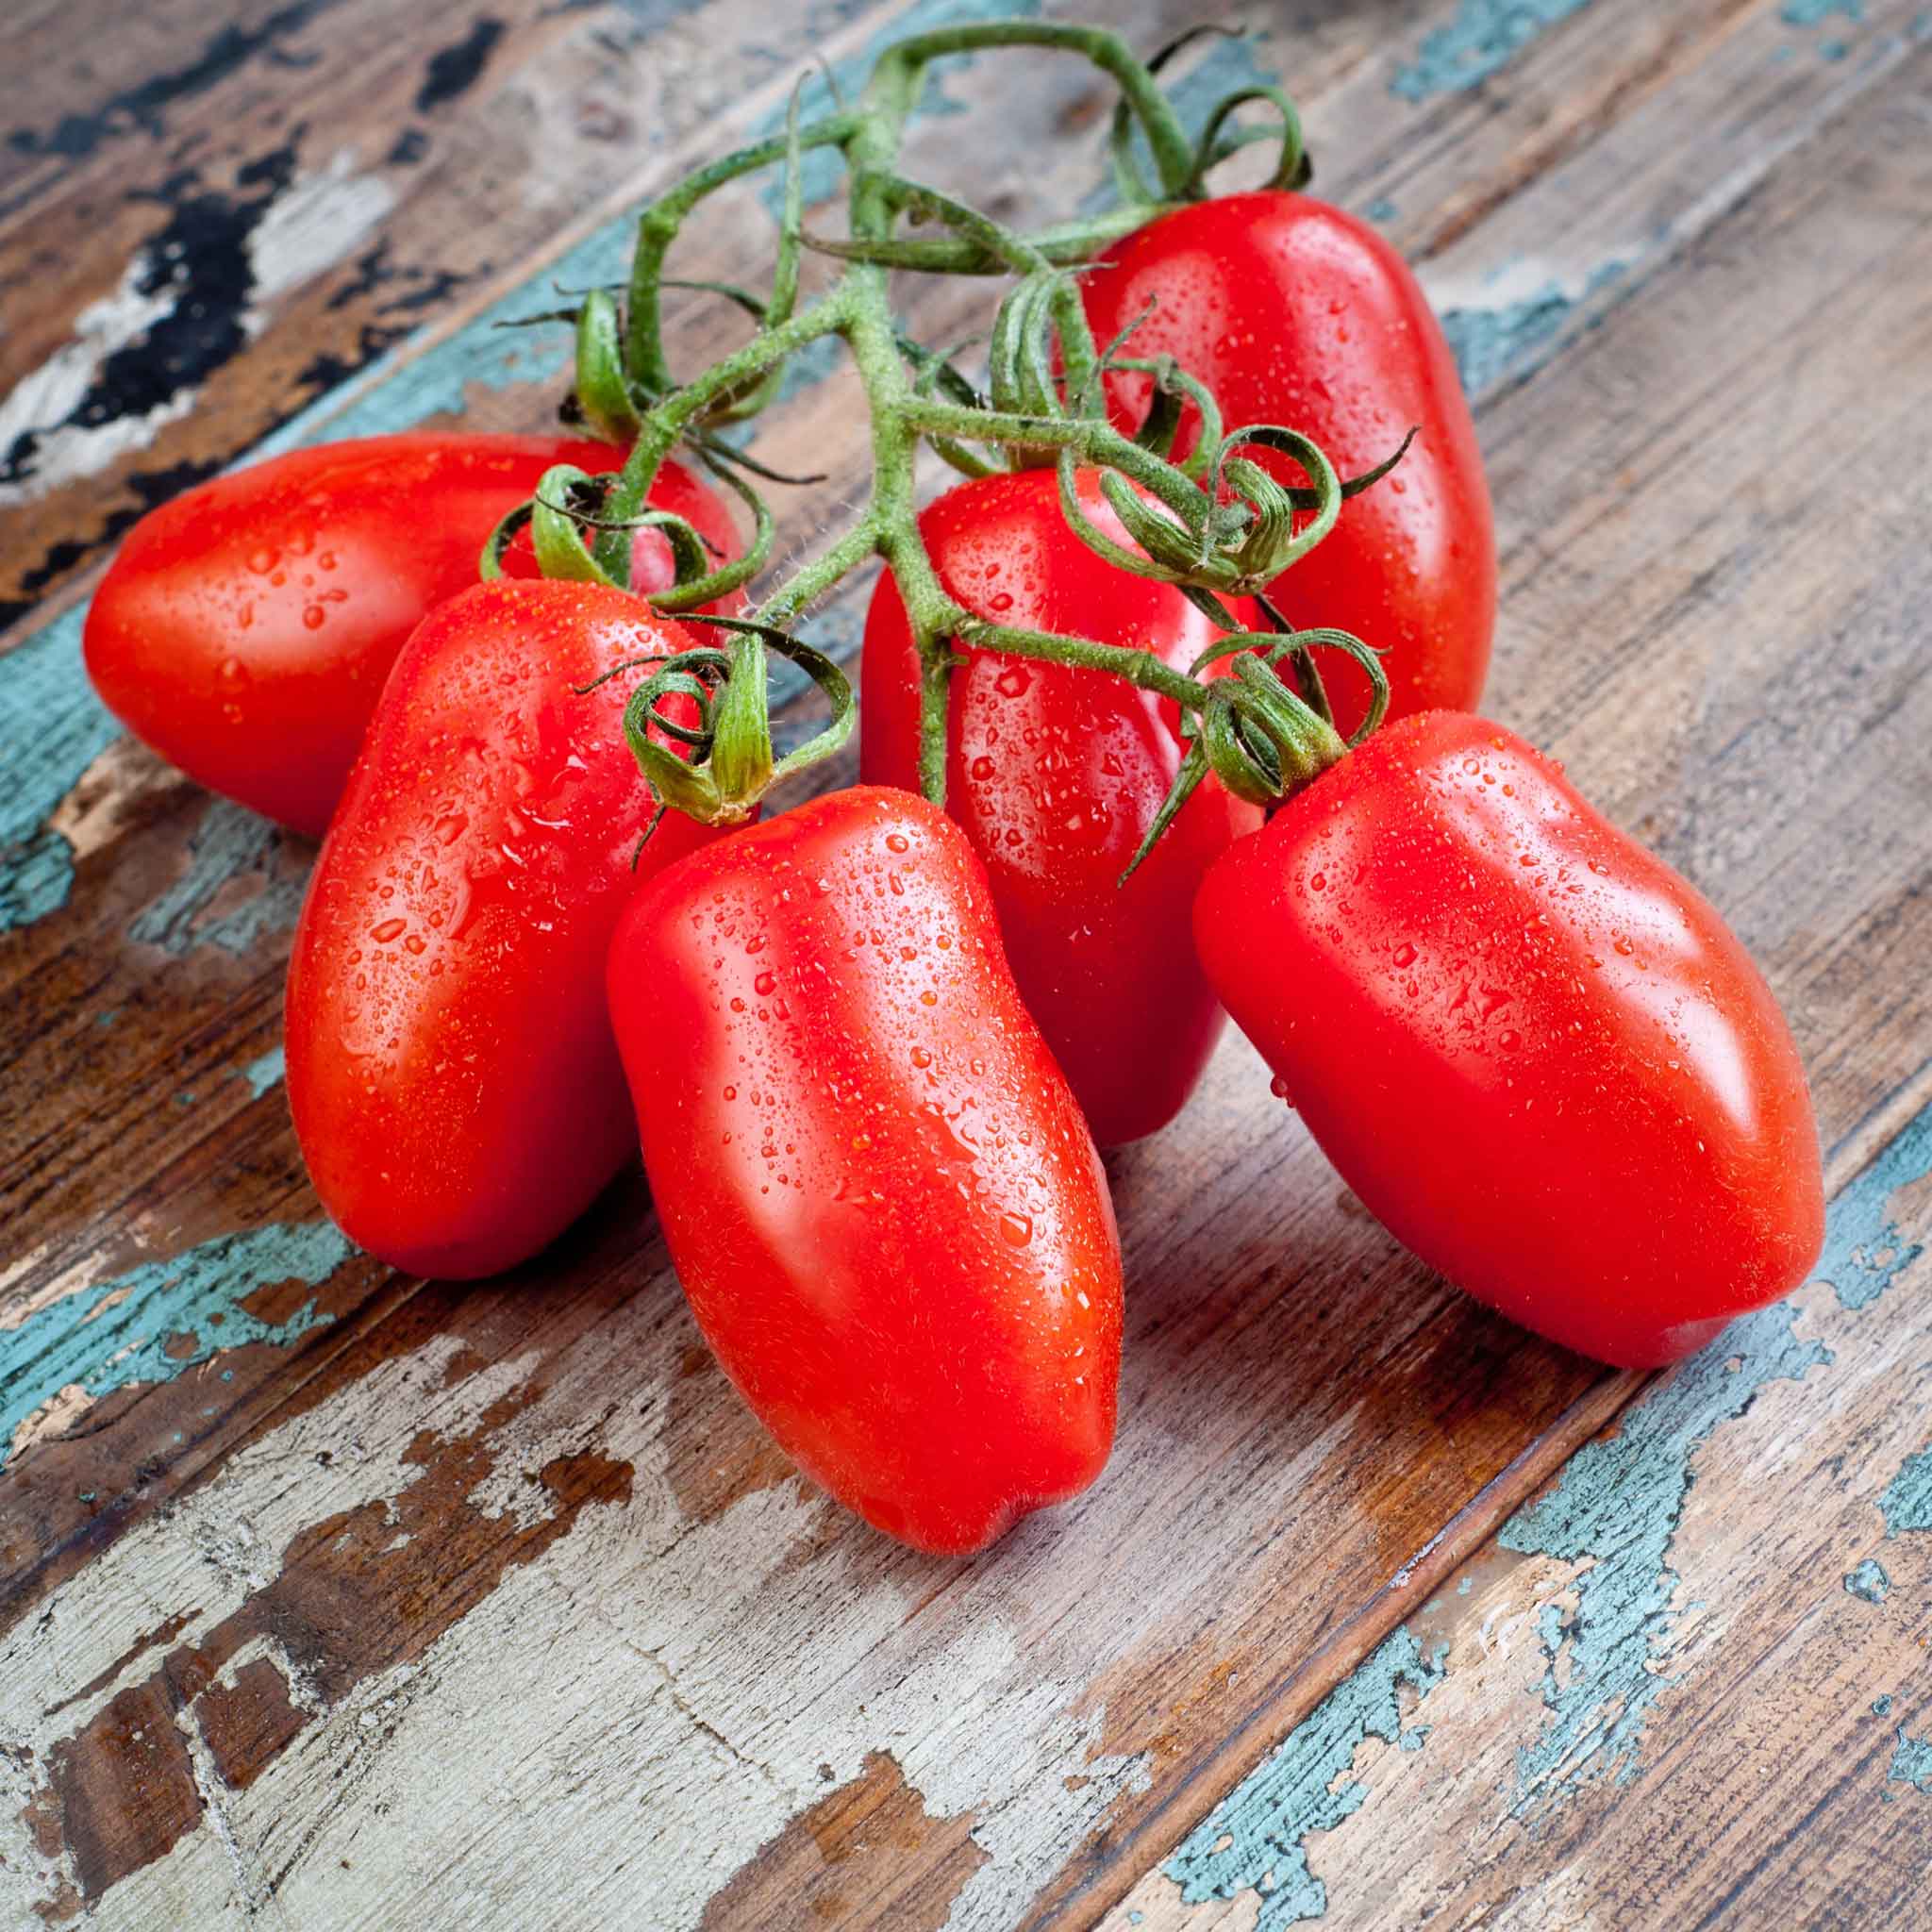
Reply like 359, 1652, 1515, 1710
0, 610, 115, 931
1878, 1447, 1932, 1536
1491, 1167, 1904, 1814
1844, 1557, 1890, 1603
125, 798, 311, 957
1391, 0, 1598, 102
1, 1221, 352, 1463
234, 1046, 286, 1100
1162, 1629, 1447, 1929
1889, 1729, 1932, 1796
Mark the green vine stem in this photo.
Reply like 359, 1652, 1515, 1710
502, 19, 1403, 848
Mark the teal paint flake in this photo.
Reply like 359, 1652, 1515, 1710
1391, 0, 1597, 103
1440, 261, 1625, 401
1874, 1695, 1895, 1716
1879, 1447, 1932, 1537
237, 1044, 287, 1100
0, 1220, 354, 1453
1821, 36, 1851, 56
1364, 197, 1398, 224
1164, 1627, 1447, 1929
1815, 1104, 1929, 1309
1497, 1301, 1831, 1820
1890, 1729, 1932, 1794
1844, 1558, 1890, 1604
0, 608, 117, 932
1780, 0, 1861, 25
126, 797, 309, 956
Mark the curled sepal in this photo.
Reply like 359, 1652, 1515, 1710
647, 456, 774, 614
530, 465, 628, 588
602, 615, 856, 841
575, 291, 644, 442
1111, 355, 1224, 480
1119, 736, 1209, 884
1184, 82, 1309, 198
1207, 426, 1343, 583
678, 614, 857, 793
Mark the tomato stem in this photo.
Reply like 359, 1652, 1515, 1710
503, 20, 1401, 843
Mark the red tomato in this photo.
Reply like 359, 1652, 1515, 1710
85, 434, 740, 838
607, 787, 1123, 1553
286, 579, 721, 1279
1080, 192, 1495, 740
1194, 713, 1824, 1368
862, 469, 1263, 1145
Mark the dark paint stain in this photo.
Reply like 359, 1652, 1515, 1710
4, 156, 483, 633
25, 1378, 629, 1910
414, 17, 507, 114
385, 126, 429, 166
2, 140, 301, 497
7, 1, 332, 165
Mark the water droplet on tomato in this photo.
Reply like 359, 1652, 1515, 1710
754, 970, 776, 996
999, 1211, 1033, 1247
246, 547, 277, 575
994, 665, 1031, 698
370, 918, 406, 942
1392, 941, 1417, 967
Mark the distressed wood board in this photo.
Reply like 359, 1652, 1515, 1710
2, 0, 1929, 1925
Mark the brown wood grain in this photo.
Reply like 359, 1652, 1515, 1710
2, 0, 1927, 1924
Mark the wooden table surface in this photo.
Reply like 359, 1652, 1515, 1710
3, 0, 1929, 1925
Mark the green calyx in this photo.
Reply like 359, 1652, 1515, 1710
487, 19, 1407, 852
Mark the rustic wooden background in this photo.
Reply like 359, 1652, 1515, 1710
3, 0, 1929, 1925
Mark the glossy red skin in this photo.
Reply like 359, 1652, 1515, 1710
1194, 713, 1824, 1369
862, 469, 1263, 1146
84, 434, 740, 838
608, 787, 1123, 1554
286, 579, 721, 1279
1081, 192, 1496, 741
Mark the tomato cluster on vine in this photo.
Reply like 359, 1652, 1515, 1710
84, 22, 1823, 1555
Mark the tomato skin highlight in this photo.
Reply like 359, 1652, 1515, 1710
1193, 713, 1824, 1368
608, 786, 1123, 1555
84, 434, 740, 838
1080, 192, 1495, 741
861, 468, 1263, 1146
285, 579, 721, 1280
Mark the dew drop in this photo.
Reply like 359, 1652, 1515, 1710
999, 1211, 1033, 1247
